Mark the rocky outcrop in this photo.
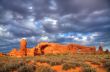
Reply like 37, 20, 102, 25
67, 44, 96, 54
97, 45, 104, 54
35, 42, 69, 54
35, 42, 96, 54
27, 48, 38, 56
19, 38, 27, 56
9, 38, 110, 57
105, 49, 109, 54
0, 52, 4, 56
8, 48, 18, 56
8, 38, 39, 57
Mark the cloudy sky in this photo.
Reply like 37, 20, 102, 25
0, 0, 110, 52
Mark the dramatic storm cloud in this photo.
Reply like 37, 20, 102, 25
0, 0, 110, 52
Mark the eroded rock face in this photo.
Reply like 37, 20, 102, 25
67, 44, 96, 54
8, 39, 101, 57
35, 42, 70, 54
35, 42, 96, 54
27, 48, 38, 56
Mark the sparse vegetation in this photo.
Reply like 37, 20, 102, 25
62, 62, 80, 70
36, 65, 56, 72
0, 53, 109, 72
18, 64, 36, 72
103, 60, 110, 72
81, 63, 96, 72
0, 62, 20, 72
82, 67, 96, 72
81, 63, 91, 68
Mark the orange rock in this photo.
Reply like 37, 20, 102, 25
27, 48, 38, 56
35, 42, 96, 55
19, 38, 27, 56
0, 52, 4, 56
36, 42, 70, 54
8, 48, 18, 56
8, 38, 99, 56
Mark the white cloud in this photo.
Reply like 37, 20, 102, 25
74, 37, 80, 41
91, 10, 106, 15
39, 36, 49, 41
28, 6, 33, 10
43, 17, 58, 25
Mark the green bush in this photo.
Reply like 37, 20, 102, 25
36, 65, 56, 72
18, 64, 36, 72
103, 60, 110, 72
81, 63, 91, 68
82, 67, 96, 72
0, 62, 20, 72
36, 58, 49, 63
105, 55, 110, 59
103, 61, 110, 68
49, 61, 62, 66
62, 62, 80, 70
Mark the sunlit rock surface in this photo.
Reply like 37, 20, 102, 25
8, 38, 109, 57
36, 42, 96, 54
19, 38, 27, 56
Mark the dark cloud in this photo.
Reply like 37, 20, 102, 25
0, 0, 110, 52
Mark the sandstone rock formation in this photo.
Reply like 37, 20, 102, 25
8, 48, 18, 56
27, 48, 38, 56
105, 49, 109, 54
0, 52, 4, 56
8, 38, 38, 57
97, 45, 104, 54
8, 38, 110, 57
35, 42, 96, 54
19, 38, 27, 56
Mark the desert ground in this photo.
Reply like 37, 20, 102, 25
0, 53, 110, 72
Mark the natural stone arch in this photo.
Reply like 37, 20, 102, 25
40, 44, 50, 54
